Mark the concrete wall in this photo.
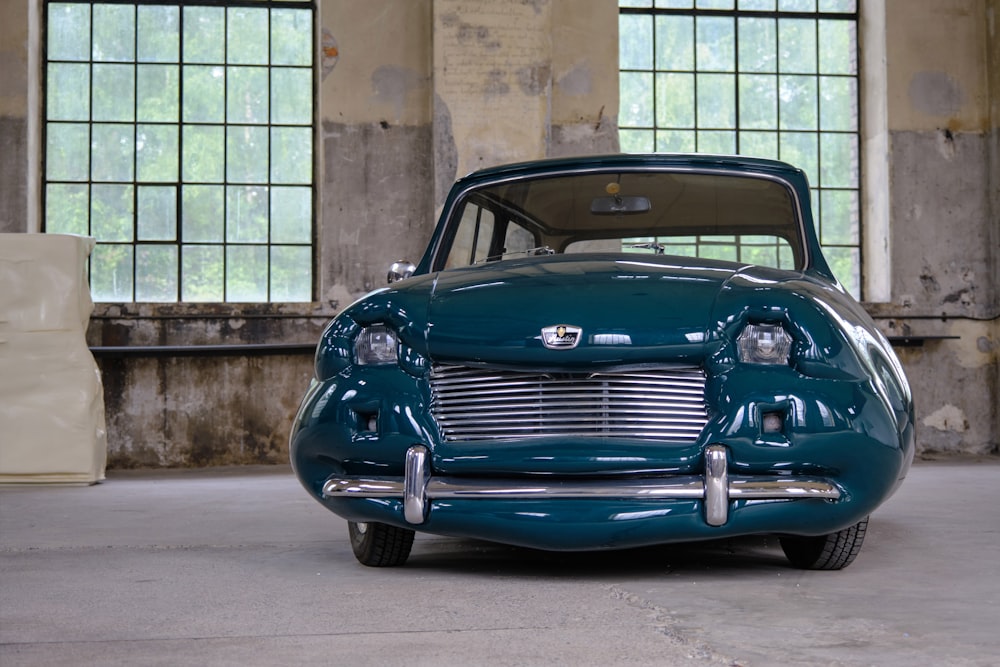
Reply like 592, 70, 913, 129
0, 0, 996, 466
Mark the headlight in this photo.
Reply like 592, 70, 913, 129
736, 322, 792, 365
354, 324, 398, 365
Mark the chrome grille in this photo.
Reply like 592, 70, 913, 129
429, 365, 709, 442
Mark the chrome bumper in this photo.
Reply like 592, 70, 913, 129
322, 444, 842, 527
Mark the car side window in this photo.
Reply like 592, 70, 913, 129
501, 220, 536, 256
445, 202, 496, 268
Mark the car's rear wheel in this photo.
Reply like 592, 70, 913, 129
779, 517, 869, 570
348, 521, 415, 567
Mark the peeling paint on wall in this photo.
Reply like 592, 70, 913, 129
923, 403, 969, 433
321, 27, 339, 80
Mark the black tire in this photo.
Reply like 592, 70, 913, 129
348, 521, 415, 567
779, 517, 869, 570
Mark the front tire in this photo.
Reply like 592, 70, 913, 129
779, 517, 869, 570
348, 521, 415, 567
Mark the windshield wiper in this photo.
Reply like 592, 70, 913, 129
626, 242, 666, 255
475, 246, 554, 264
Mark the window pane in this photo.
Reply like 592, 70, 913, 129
271, 69, 312, 124
226, 186, 268, 242
271, 187, 312, 244
227, 7, 269, 65
46, 123, 90, 181
738, 74, 776, 129
779, 132, 818, 186
92, 4, 134, 62
818, 20, 856, 74
620, 14, 653, 70
738, 18, 776, 73
697, 73, 735, 127
271, 127, 312, 184
739, 130, 778, 159
270, 246, 311, 301
137, 6, 179, 63
47, 64, 90, 121
779, 75, 818, 130
182, 125, 225, 182
697, 130, 735, 153
137, 125, 178, 182
137, 65, 179, 122
136, 244, 178, 302
91, 244, 134, 302
182, 185, 224, 242
696, 17, 734, 71
45, 184, 89, 235
183, 65, 225, 122
819, 76, 856, 131
655, 16, 693, 70
656, 73, 695, 127
656, 129, 696, 152
93, 64, 136, 122
819, 132, 857, 188
819, 189, 858, 245
91, 184, 134, 242
620, 72, 654, 127
620, 129, 655, 152
183, 7, 225, 63
182, 245, 224, 302
227, 66, 269, 124
91, 124, 135, 182
137, 186, 177, 241
272, 9, 312, 66
226, 127, 269, 182
778, 19, 816, 74
48, 3, 90, 61
738, 0, 776, 9
226, 245, 268, 301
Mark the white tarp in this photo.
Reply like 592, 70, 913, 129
0, 234, 107, 483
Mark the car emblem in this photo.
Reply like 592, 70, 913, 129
541, 324, 582, 350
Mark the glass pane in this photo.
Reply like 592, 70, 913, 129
271, 69, 312, 125
697, 130, 736, 154
47, 64, 90, 121
738, 0, 776, 9
620, 129, 655, 152
91, 124, 135, 182
819, 0, 856, 11
227, 7, 269, 65
819, 76, 856, 131
822, 245, 859, 299
697, 73, 735, 128
656, 73, 695, 128
819, 132, 857, 188
182, 245, 224, 302
226, 245, 268, 302
227, 66, 269, 124
272, 9, 313, 66
91, 184, 134, 242
45, 184, 89, 235
818, 20, 856, 74
182, 185, 224, 242
226, 127, 269, 183
271, 127, 312, 184
778, 19, 817, 74
620, 72, 654, 127
779, 132, 818, 186
779, 0, 816, 10
136, 245, 178, 302
656, 129, 696, 152
738, 18, 776, 73
738, 74, 777, 129
271, 187, 312, 243
655, 16, 693, 70
92, 64, 136, 122
226, 186, 269, 242
92, 4, 134, 62
620, 14, 653, 70
46, 123, 90, 181
270, 246, 311, 301
183, 7, 225, 63
137, 186, 177, 241
739, 130, 778, 159
183, 65, 225, 122
182, 125, 224, 182
91, 244, 134, 301
137, 6, 179, 63
137, 125, 179, 182
819, 189, 858, 245
779, 75, 817, 130
137, 65, 179, 122
656, 0, 694, 7
696, 17, 735, 72
696, 0, 735, 8
48, 3, 91, 61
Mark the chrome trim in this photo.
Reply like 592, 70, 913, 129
321, 444, 842, 526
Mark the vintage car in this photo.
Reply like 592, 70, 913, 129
290, 154, 914, 570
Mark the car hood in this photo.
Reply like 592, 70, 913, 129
423, 254, 738, 367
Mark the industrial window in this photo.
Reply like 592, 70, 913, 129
43, 1, 315, 303
619, 0, 860, 297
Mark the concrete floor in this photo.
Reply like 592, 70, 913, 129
1, 461, 998, 667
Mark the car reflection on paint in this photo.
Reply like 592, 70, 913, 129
290, 154, 914, 570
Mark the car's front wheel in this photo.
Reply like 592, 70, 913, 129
779, 517, 869, 570
348, 521, 415, 567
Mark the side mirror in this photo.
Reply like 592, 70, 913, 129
387, 261, 416, 284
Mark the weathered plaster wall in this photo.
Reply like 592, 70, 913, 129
0, 0, 29, 234
870, 0, 999, 455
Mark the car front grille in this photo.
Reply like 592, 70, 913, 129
429, 364, 709, 442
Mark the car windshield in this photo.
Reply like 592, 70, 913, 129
440, 170, 805, 271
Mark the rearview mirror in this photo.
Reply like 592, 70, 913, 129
590, 195, 651, 215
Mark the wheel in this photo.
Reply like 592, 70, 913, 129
348, 521, 415, 567
779, 517, 869, 570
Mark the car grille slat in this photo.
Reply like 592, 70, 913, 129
430, 365, 709, 442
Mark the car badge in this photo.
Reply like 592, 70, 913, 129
541, 324, 582, 350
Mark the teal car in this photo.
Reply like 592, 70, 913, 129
290, 154, 914, 570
